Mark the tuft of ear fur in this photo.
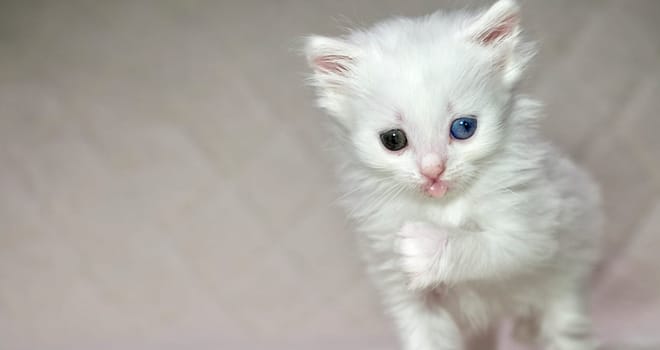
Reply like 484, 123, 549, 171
306, 36, 353, 73
466, 0, 534, 87
305, 35, 360, 78
304, 35, 360, 122
468, 0, 521, 45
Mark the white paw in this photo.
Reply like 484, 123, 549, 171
396, 222, 448, 290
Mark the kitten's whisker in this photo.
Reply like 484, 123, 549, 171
365, 182, 406, 215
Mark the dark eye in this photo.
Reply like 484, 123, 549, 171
450, 116, 478, 140
379, 129, 408, 151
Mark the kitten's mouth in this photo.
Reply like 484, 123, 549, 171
422, 180, 448, 198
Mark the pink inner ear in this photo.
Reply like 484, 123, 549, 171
477, 14, 518, 45
313, 55, 352, 73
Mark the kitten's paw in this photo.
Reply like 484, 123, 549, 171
396, 222, 448, 290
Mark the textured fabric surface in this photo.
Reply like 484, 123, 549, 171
1, 1, 659, 349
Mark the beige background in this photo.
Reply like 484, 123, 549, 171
1, 1, 659, 349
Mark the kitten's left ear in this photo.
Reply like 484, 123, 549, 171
466, 0, 533, 87
468, 0, 521, 46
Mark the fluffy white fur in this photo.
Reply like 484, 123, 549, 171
304, 1, 603, 349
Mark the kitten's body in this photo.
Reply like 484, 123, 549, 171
305, 1, 602, 349
339, 103, 601, 349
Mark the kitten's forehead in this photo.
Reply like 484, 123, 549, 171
356, 44, 491, 121
352, 16, 494, 111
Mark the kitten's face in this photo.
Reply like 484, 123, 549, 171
346, 43, 510, 198
307, 0, 531, 199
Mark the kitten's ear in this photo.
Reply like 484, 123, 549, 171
305, 35, 357, 75
304, 35, 360, 120
467, 0, 521, 46
466, 0, 533, 87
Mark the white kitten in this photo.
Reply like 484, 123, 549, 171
304, 1, 602, 349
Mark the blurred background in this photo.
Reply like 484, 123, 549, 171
1, 1, 659, 349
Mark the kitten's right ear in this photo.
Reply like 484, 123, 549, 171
304, 35, 360, 122
305, 35, 357, 77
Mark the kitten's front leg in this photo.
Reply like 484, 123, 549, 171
396, 222, 449, 290
538, 285, 596, 350
387, 290, 464, 350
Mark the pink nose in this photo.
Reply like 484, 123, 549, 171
420, 153, 445, 181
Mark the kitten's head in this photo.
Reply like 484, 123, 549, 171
305, 0, 534, 199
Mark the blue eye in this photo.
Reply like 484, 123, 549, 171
450, 116, 478, 140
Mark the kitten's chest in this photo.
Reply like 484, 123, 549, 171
355, 192, 489, 234
423, 197, 480, 230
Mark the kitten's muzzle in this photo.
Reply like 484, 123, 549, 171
419, 153, 447, 198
